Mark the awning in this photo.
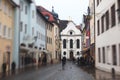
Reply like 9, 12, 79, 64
81, 48, 90, 54
20, 46, 30, 53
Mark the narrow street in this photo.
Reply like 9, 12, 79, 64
1, 61, 120, 80
1, 62, 94, 80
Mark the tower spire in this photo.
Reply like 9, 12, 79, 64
52, 6, 54, 12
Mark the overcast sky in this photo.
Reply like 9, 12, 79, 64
34, 0, 89, 25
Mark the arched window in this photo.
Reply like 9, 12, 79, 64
77, 51, 79, 55
70, 39, 73, 48
63, 39, 66, 48
76, 39, 80, 48
63, 51, 66, 55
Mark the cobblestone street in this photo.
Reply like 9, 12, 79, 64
1, 62, 120, 80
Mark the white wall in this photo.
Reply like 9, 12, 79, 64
61, 21, 82, 59
95, 0, 120, 74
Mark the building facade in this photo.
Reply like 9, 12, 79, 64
0, 0, 17, 73
36, 7, 47, 65
60, 21, 82, 60
38, 6, 60, 63
89, 0, 95, 62
53, 23, 61, 63
95, 0, 120, 74
46, 22, 54, 63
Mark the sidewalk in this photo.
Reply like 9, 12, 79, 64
0, 63, 56, 79
80, 66, 120, 80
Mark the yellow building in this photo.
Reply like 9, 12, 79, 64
46, 22, 54, 63
0, 0, 17, 73
52, 23, 61, 63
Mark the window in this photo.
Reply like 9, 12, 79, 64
20, 22, 23, 32
76, 39, 80, 48
56, 28, 57, 34
98, 48, 101, 62
70, 31, 72, 35
117, 0, 120, 22
70, 39, 73, 48
32, 10, 34, 18
106, 46, 110, 65
0, 0, 2, 10
32, 27, 34, 35
25, 6, 27, 14
112, 45, 117, 65
97, 20, 100, 35
56, 51, 57, 59
0, 23, 1, 36
24, 24, 27, 34
51, 38, 52, 44
111, 4, 116, 27
101, 15, 104, 33
97, 0, 99, 6
63, 39, 66, 48
102, 47, 105, 63
77, 51, 79, 55
105, 11, 109, 30
3, 25, 7, 37
47, 36, 48, 43
63, 51, 66, 55
37, 31, 39, 39
8, 28, 11, 38
4, 2, 7, 14
20, 1, 23, 11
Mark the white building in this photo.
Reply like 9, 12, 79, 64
95, 0, 120, 74
60, 21, 82, 59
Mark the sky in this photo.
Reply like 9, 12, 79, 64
34, 0, 89, 25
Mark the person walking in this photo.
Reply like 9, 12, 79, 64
2, 63, 6, 77
11, 61, 16, 74
62, 56, 66, 70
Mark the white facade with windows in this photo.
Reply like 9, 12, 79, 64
95, 0, 120, 74
60, 21, 82, 59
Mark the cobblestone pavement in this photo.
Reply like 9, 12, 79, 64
1, 62, 120, 80
1, 62, 94, 80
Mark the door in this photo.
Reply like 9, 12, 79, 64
70, 51, 73, 60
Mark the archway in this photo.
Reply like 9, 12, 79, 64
69, 51, 73, 60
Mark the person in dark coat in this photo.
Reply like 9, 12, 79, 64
62, 56, 66, 70
11, 61, 16, 74
2, 63, 6, 77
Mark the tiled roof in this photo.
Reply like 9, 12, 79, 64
59, 20, 69, 32
37, 6, 55, 22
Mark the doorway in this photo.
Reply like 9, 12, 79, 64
70, 51, 73, 60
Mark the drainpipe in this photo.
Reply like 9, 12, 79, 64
18, 1, 21, 69
93, 0, 96, 61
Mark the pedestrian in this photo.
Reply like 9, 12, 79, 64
38, 57, 41, 67
11, 61, 16, 74
2, 62, 6, 77
61, 56, 66, 70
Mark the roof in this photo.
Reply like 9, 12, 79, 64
76, 25, 83, 32
9, 0, 19, 7
36, 7, 53, 26
37, 6, 55, 22
59, 20, 69, 32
